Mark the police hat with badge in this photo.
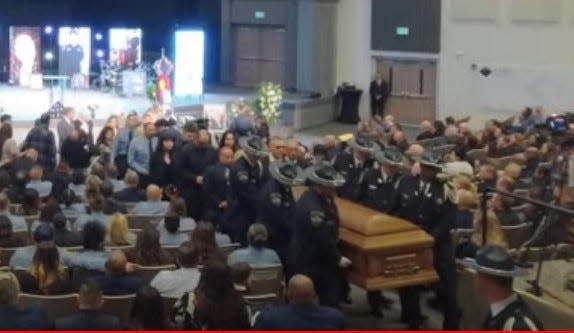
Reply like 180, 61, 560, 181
349, 135, 377, 154
238, 135, 268, 158
461, 245, 527, 278
304, 163, 346, 188
419, 149, 445, 170
375, 146, 404, 167
269, 161, 305, 186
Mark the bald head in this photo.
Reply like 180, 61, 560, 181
420, 120, 433, 132
287, 274, 316, 305
106, 250, 127, 276
146, 185, 162, 201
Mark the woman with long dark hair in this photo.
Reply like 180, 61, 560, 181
150, 132, 178, 188
130, 285, 169, 330
190, 222, 224, 265
18, 242, 71, 294
126, 226, 173, 266
218, 130, 237, 152
95, 125, 116, 156
191, 259, 250, 330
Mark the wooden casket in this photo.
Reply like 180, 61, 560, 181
336, 197, 438, 291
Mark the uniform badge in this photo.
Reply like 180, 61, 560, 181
238, 171, 249, 183
270, 193, 282, 207
310, 211, 325, 227
368, 184, 377, 190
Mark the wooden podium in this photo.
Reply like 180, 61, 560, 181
336, 198, 438, 291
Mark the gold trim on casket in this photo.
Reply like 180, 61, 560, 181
335, 197, 438, 291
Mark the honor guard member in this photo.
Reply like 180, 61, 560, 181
333, 136, 376, 202
257, 161, 305, 267
225, 136, 267, 245
390, 150, 459, 330
462, 245, 543, 330
360, 146, 404, 317
289, 164, 351, 307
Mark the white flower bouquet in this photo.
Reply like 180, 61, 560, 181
256, 82, 283, 126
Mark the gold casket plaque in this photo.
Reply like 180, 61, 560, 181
335, 197, 439, 291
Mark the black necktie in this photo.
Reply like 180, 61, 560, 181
148, 138, 153, 158
128, 129, 133, 144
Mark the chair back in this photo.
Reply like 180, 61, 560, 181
127, 215, 154, 229
244, 293, 279, 312
219, 243, 241, 257
415, 136, 447, 148
134, 264, 177, 284
502, 222, 534, 249
101, 294, 136, 323
0, 247, 17, 266
107, 245, 134, 252
125, 202, 137, 212
19, 293, 78, 322
12, 231, 31, 245
249, 265, 284, 296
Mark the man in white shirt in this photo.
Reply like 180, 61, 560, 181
150, 241, 201, 299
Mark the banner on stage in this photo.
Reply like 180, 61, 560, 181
58, 27, 91, 89
9, 26, 41, 87
109, 28, 142, 69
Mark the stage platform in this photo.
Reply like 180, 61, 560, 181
0, 84, 337, 132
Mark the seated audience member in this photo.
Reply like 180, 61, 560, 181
48, 162, 71, 202
84, 174, 103, 201
74, 195, 110, 231
17, 242, 71, 294
230, 262, 251, 295
68, 221, 109, 271
130, 285, 169, 330
101, 180, 127, 215
68, 171, 86, 197
113, 170, 146, 203
105, 164, 125, 193
477, 164, 498, 193
106, 213, 136, 246
131, 184, 169, 216
54, 280, 124, 330
191, 222, 225, 264
457, 205, 509, 259
10, 148, 38, 180
150, 241, 201, 299
0, 193, 27, 232
89, 163, 107, 183
492, 194, 521, 226
521, 147, 540, 179
5, 171, 28, 204
26, 165, 52, 199
158, 197, 196, 232
172, 259, 251, 330
22, 188, 40, 216
93, 250, 143, 295
253, 274, 345, 330
10, 224, 71, 269
228, 223, 281, 267
390, 130, 409, 153
0, 272, 52, 330
0, 215, 28, 247
29, 198, 62, 233
60, 188, 85, 218
53, 213, 82, 247
416, 120, 438, 141
464, 246, 543, 330
456, 190, 477, 229
496, 176, 516, 193
126, 226, 173, 266
159, 215, 190, 246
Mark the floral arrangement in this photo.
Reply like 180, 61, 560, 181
255, 82, 283, 126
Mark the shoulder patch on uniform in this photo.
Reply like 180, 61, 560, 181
270, 192, 282, 207
310, 211, 325, 227
238, 171, 249, 183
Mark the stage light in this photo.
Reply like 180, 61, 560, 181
44, 26, 53, 35
96, 49, 105, 58
95, 33, 103, 41
44, 51, 54, 61
175, 30, 205, 97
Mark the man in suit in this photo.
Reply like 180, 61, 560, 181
93, 250, 143, 295
463, 246, 543, 330
57, 107, 76, 150
113, 170, 146, 203
55, 280, 124, 330
253, 274, 345, 330
369, 72, 389, 117
0, 272, 52, 330
203, 146, 234, 225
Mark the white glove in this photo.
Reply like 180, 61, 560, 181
338, 256, 352, 268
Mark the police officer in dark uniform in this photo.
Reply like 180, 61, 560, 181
225, 136, 267, 245
462, 245, 543, 330
333, 136, 376, 202
390, 150, 459, 330
288, 163, 351, 307
360, 146, 404, 317
257, 161, 305, 267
